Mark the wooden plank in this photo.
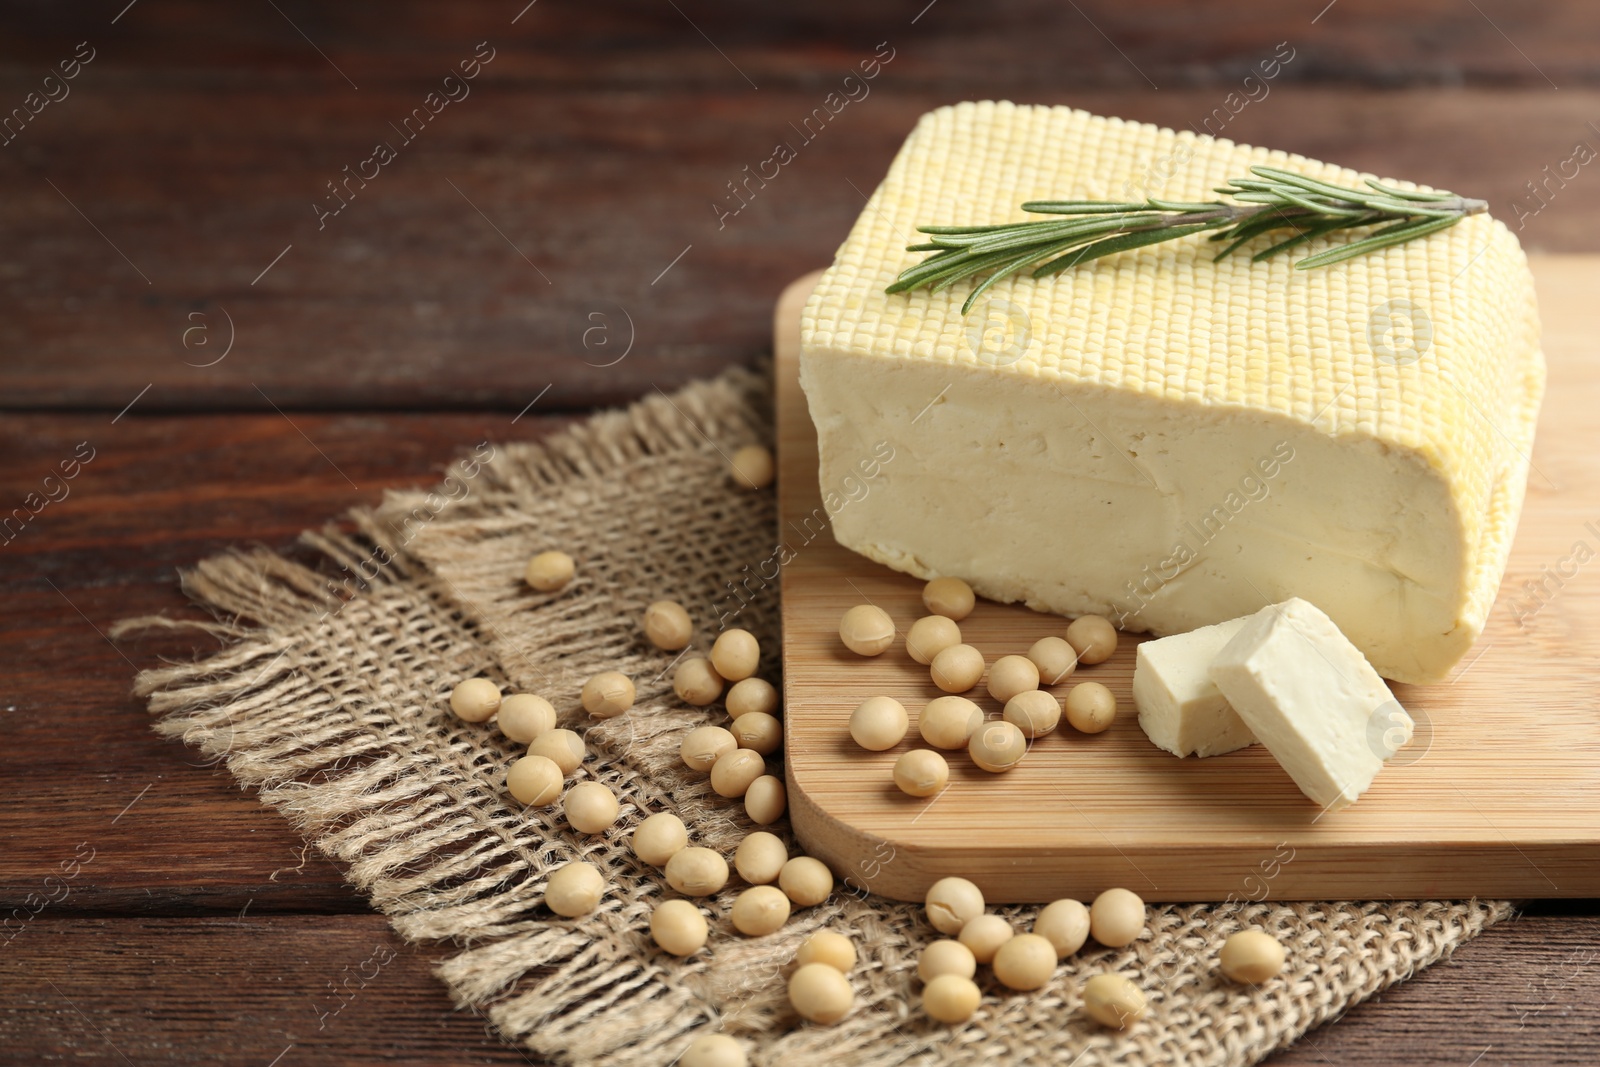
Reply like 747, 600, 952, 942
0, 913, 1592, 1065
1266, 916, 1600, 1066
4, 0, 1596, 89
0, 915, 533, 1065
3, 85, 1599, 410
0, 411, 572, 913
777, 258, 1600, 903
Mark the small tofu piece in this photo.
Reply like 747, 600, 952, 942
1210, 598, 1413, 811
1133, 617, 1256, 758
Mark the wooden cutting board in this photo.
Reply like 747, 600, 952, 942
776, 258, 1600, 904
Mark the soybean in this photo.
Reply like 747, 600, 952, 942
922, 577, 975, 621
544, 861, 603, 917
794, 930, 856, 973
958, 914, 1014, 964
968, 720, 1027, 773
730, 885, 791, 936
743, 775, 787, 825
788, 963, 854, 1025
580, 670, 635, 718
986, 654, 1039, 703
632, 812, 689, 866
664, 847, 729, 896
849, 696, 909, 752
710, 628, 761, 682
918, 939, 977, 982
730, 444, 775, 490
1034, 898, 1090, 958
1065, 682, 1117, 734
929, 644, 985, 694
725, 677, 778, 719
505, 754, 563, 806
1219, 929, 1287, 984
564, 781, 620, 834
497, 693, 556, 743
1003, 690, 1061, 739
1082, 973, 1146, 1029
1065, 615, 1118, 665
919, 696, 982, 749
528, 729, 586, 775
923, 974, 982, 1024
778, 857, 834, 907
992, 933, 1056, 991
732, 712, 783, 756
1089, 887, 1145, 948
733, 831, 788, 885
449, 678, 501, 723
651, 898, 709, 956
1027, 636, 1079, 685
525, 550, 575, 592
680, 1033, 744, 1067
906, 615, 962, 665
925, 877, 984, 935
839, 605, 895, 657
893, 749, 949, 798
674, 658, 725, 706
680, 725, 737, 774
643, 600, 693, 651
710, 748, 765, 798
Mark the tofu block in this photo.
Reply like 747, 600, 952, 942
1210, 598, 1414, 811
1133, 617, 1255, 758
799, 101, 1544, 683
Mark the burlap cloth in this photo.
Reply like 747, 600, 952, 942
123, 365, 1511, 1066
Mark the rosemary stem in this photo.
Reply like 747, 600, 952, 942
887, 164, 1486, 311
883, 164, 1478, 308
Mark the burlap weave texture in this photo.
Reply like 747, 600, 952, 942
126, 365, 1511, 1066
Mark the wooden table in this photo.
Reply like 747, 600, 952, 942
2, 3, 1596, 1063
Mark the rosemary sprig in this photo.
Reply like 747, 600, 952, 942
887, 165, 1487, 313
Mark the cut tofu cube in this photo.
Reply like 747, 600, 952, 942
1210, 598, 1414, 811
1133, 617, 1256, 758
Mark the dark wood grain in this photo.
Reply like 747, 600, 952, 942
1266, 916, 1600, 1066
2, 1, 1599, 410
0, 412, 572, 914
3, 0, 1596, 90
0, 916, 530, 1065
4, 87, 1598, 411
0, 913, 1593, 1065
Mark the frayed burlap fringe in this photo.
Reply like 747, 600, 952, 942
121, 364, 1512, 1066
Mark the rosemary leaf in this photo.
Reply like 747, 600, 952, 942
1364, 178, 1454, 202
1250, 217, 1367, 262
958, 247, 1066, 312
917, 223, 1024, 235
1249, 166, 1368, 201
1020, 200, 1150, 214
1293, 215, 1462, 269
1208, 207, 1312, 249
959, 215, 1157, 256
1271, 188, 1369, 217
1031, 222, 1219, 279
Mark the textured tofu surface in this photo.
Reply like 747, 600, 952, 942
1210, 598, 1413, 811
1134, 616, 1255, 758
799, 101, 1544, 683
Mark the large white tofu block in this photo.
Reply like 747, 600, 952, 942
1210, 598, 1413, 811
1134, 616, 1255, 758
799, 101, 1544, 683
